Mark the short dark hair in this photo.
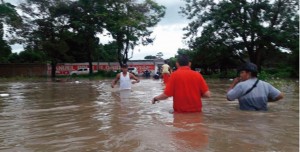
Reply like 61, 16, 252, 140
177, 54, 189, 66
164, 60, 168, 64
121, 64, 128, 68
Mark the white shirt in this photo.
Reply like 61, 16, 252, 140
161, 64, 170, 74
120, 72, 131, 90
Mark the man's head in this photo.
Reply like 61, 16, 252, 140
164, 60, 168, 64
121, 64, 128, 72
237, 62, 258, 80
176, 54, 190, 67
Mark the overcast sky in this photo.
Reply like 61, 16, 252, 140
8, 0, 189, 60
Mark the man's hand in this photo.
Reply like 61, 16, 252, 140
131, 80, 140, 84
151, 94, 168, 104
152, 97, 159, 104
227, 77, 241, 92
111, 83, 115, 88
232, 77, 241, 85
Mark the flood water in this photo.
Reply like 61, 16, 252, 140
0, 78, 298, 152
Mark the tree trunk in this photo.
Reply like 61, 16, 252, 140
116, 33, 124, 67
51, 61, 57, 81
248, 45, 262, 72
255, 45, 263, 72
86, 38, 93, 75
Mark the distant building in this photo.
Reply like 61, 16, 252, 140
48, 59, 164, 76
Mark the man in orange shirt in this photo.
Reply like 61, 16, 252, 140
152, 54, 211, 113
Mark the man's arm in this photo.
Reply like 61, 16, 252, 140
111, 74, 120, 88
274, 93, 284, 101
202, 91, 211, 98
129, 73, 140, 84
226, 82, 243, 101
152, 93, 169, 104
267, 83, 284, 102
275, 93, 284, 100
269, 92, 284, 102
168, 66, 172, 74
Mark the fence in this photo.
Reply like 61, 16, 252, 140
0, 64, 48, 77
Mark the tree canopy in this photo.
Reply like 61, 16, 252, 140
180, 0, 299, 75
105, 0, 165, 65
4, 0, 165, 78
0, 1, 22, 62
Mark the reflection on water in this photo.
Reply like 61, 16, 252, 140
0, 79, 298, 152
171, 113, 208, 151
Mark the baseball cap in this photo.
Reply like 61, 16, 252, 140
238, 62, 258, 73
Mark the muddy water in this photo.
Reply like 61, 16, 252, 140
0, 79, 298, 152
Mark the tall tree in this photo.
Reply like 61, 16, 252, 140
19, 0, 73, 79
0, 0, 22, 62
67, 0, 106, 74
105, 0, 166, 66
180, 0, 299, 71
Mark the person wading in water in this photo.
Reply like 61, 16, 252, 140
111, 64, 140, 90
152, 54, 211, 113
226, 62, 284, 111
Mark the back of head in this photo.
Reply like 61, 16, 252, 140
177, 54, 190, 66
238, 62, 258, 77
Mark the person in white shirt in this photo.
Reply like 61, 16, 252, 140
111, 64, 140, 90
161, 60, 172, 85
111, 64, 140, 102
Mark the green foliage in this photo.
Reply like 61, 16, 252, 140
105, 0, 166, 65
0, 37, 11, 63
94, 42, 118, 62
180, 0, 298, 74
16, 0, 165, 78
144, 55, 157, 59
19, 0, 74, 65
168, 57, 177, 69
101, 70, 119, 77
8, 50, 46, 63
259, 67, 296, 80
0, 2, 22, 29
0, 1, 22, 63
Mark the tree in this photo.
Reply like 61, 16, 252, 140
144, 55, 157, 59
156, 52, 163, 59
8, 50, 46, 63
105, 0, 166, 66
0, 36, 11, 62
96, 42, 119, 62
0, 1, 22, 63
180, 0, 299, 72
19, 0, 73, 79
67, 0, 106, 75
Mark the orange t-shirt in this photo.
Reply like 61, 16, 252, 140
164, 66, 209, 112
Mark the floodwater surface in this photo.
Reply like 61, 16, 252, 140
0, 78, 298, 152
